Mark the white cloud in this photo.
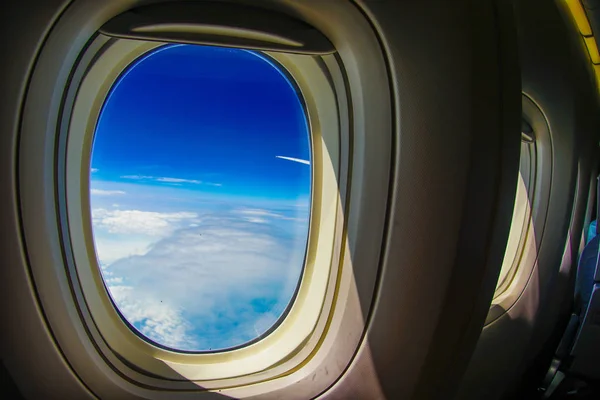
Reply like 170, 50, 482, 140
91, 189, 126, 196
156, 177, 201, 184
245, 217, 268, 224
108, 285, 198, 349
275, 156, 310, 165
93, 236, 154, 266
121, 175, 154, 180
234, 209, 283, 218
92, 208, 197, 236
121, 175, 221, 187
105, 276, 123, 284
100, 213, 307, 351
233, 208, 304, 222
91, 168, 99, 173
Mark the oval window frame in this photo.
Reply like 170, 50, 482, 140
86, 43, 317, 355
63, 36, 341, 381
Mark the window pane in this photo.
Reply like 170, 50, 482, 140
89, 44, 311, 352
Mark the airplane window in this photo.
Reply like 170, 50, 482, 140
495, 141, 533, 294
89, 44, 311, 352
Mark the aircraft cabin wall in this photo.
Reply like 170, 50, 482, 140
457, 0, 600, 399
1, 0, 598, 399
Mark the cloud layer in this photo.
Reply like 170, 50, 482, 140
94, 207, 308, 351
92, 208, 197, 236
91, 189, 125, 196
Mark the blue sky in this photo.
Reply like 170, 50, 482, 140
92, 44, 310, 201
90, 44, 311, 351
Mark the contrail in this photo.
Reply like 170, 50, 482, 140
275, 156, 310, 165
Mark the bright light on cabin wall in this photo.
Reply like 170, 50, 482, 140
88, 43, 312, 352
496, 171, 529, 292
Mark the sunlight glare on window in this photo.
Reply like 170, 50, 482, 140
89, 44, 311, 352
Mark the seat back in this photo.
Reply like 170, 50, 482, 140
569, 176, 600, 379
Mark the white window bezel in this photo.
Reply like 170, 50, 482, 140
493, 141, 536, 296
63, 37, 341, 382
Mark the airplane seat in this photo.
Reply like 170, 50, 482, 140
575, 174, 600, 320
566, 176, 600, 381
586, 219, 597, 244
568, 273, 600, 382
575, 232, 599, 321
540, 176, 600, 397
575, 175, 600, 323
